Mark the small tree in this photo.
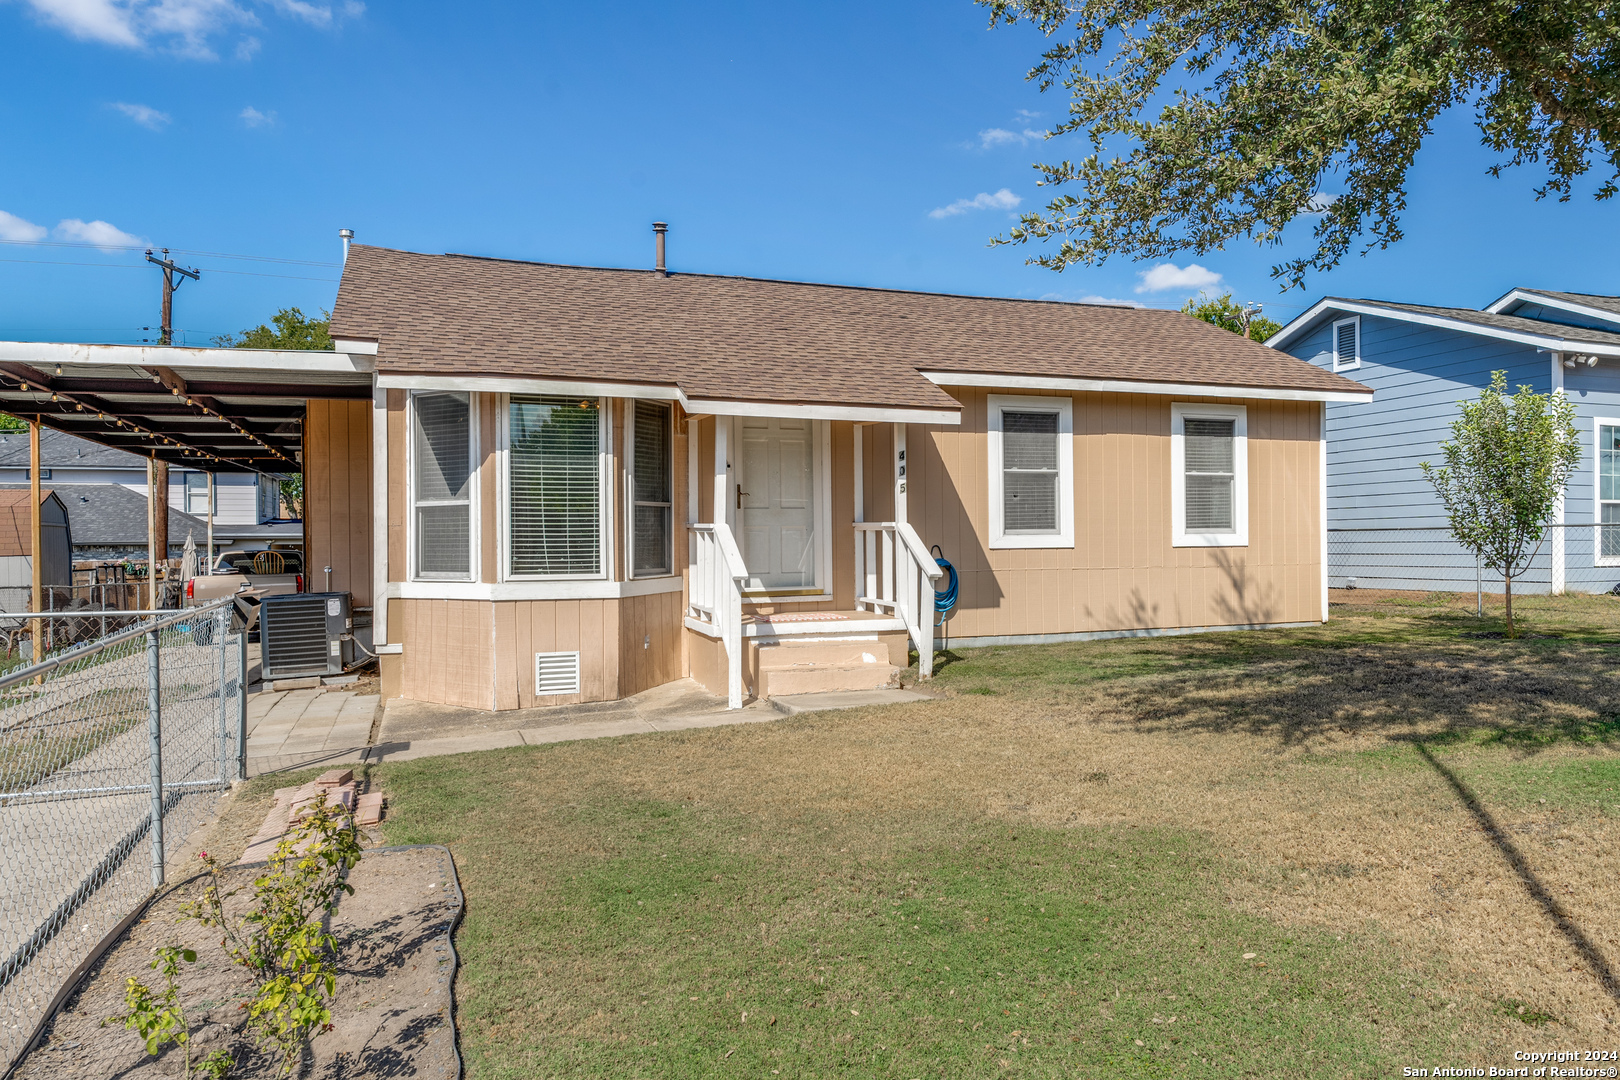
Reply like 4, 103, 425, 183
1180, 292, 1283, 342
1421, 371, 1581, 636
116, 795, 361, 1078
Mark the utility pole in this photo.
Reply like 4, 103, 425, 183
144, 248, 200, 346
1237, 301, 1264, 340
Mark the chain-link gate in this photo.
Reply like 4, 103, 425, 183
0, 599, 245, 1071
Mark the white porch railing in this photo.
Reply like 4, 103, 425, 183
688, 523, 748, 709
853, 522, 945, 678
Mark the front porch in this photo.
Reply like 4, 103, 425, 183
683, 411, 944, 707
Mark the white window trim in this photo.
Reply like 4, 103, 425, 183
406, 389, 479, 583
1593, 416, 1620, 567
1331, 316, 1361, 371
626, 399, 677, 580
498, 393, 612, 582
1171, 402, 1248, 548
987, 394, 1075, 550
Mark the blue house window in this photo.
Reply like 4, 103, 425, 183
1601, 423, 1620, 561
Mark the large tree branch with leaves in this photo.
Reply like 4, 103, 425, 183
982, 0, 1620, 287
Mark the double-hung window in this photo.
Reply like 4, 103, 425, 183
629, 401, 673, 577
184, 472, 213, 517
1597, 420, 1620, 564
411, 391, 475, 579
988, 395, 1074, 549
1171, 403, 1248, 547
507, 395, 603, 577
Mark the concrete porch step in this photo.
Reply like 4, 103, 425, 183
758, 660, 900, 697
753, 640, 893, 670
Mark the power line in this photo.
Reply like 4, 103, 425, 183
0, 237, 340, 267
0, 257, 337, 282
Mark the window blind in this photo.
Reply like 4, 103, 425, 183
509, 395, 600, 576
632, 401, 672, 576
1183, 417, 1235, 533
413, 392, 472, 577
1002, 410, 1060, 533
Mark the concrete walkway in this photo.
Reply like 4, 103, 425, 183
246, 688, 379, 775
245, 677, 930, 775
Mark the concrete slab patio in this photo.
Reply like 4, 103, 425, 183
243, 676, 932, 775
361, 679, 933, 765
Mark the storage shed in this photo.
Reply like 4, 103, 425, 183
0, 489, 72, 591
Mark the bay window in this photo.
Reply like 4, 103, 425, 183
411, 391, 474, 579
630, 400, 673, 577
507, 395, 603, 577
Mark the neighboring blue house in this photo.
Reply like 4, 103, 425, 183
1268, 289, 1620, 594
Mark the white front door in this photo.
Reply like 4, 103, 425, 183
737, 417, 817, 592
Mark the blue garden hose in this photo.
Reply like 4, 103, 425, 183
932, 544, 957, 625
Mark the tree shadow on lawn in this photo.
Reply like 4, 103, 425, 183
1403, 740, 1620, 1010
1095, 639, 1620, 753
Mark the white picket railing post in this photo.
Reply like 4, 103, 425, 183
851, 522, 942, 678
687, 523, 749, 709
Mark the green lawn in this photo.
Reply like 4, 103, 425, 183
376, 590, 1620, 1078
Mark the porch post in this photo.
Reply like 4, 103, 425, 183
714, 416, 729, 528
893, 422, 907, 525
852, 422, 865, 524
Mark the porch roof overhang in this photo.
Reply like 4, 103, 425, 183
376, 373, 964, 426
0, 341, 376, 476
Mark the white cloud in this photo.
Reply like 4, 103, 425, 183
234, 34, 260, 58
1038, 291, 1146, 308
19, 0, 359, 58
239, 105, 276, 127
0, 211, 48, 243
112, 101, 171, 129
1135, 262, 1223, 294
1305, 192, 1340, 213
55, 218, 143, 250
929, 188, 1021, 219
978, 127, 1044, 149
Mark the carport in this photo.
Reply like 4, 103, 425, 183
0, 342, 376, 640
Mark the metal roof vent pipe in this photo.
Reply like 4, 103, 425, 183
339, 228, 354, 263
653, 221, 668, 276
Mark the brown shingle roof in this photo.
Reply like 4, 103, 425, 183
331, 245, 1367, 409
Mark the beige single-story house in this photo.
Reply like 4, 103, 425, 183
327, 240, 1371, 710
0, 235, 1371, 709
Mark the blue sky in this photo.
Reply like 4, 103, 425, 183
2, 0, 1619, 345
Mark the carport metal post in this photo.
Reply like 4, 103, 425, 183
1476, 552, 1483, 618
147, 628, 165, 890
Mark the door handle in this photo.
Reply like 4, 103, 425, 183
736, 483, 750, 510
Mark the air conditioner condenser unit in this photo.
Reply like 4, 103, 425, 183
260, 591, 352, 680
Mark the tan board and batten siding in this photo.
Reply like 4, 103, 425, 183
908, 389, 1322, 640
303, 400, 374, 606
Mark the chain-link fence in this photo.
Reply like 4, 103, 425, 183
0, 600, 245, 1071
0, 585, 156, 663
1328, 522, 1620, 596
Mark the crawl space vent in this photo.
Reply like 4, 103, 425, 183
535, 651, 581, 696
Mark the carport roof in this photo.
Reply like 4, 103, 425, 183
0, 342, 373, 476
